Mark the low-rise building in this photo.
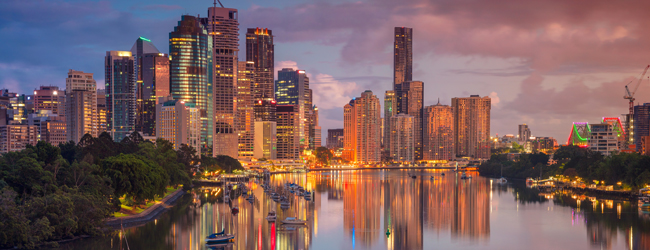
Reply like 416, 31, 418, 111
0, 125, 38, 153
589, 123, 619, 156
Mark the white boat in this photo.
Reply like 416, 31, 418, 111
498, 177, 508, 184
282, 217, 307, 224
266, 211, 277, 221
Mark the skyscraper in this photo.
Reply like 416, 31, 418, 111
170, 15, 213, 153
276, 68, 310, 148
424, 102, 455, 161
201, 6, 239, 157
395, 80, 423, 160
390, 114, 414, 163
237, 61, 255, 158
383, 90, 396, 152
308, 106, 321, 148
65, 69, 97, 142
276, 105, 300, 160
136, 52, 170, 136
393, 27, 412, 88
327, 128, 344, 149
33, 86, 65, 118
634, 103, 650, 152
246, 28, 274, 100
105, 51, 136, 141
518, 124, 531, 142
254, 97, 276, 122
344, 90, 381, 163
452, 95, 491, 159
254, 121, 276, 160
156, 96, 201, 154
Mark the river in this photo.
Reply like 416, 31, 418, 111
51, 169, 650, 250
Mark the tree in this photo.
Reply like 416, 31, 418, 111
214, 155, 243, 173
138, 140, 190, 187
176, 144, 199, 175
102, 154, 168, 205
314, 147, 333, 167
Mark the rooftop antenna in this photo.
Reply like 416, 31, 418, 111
215, 0, 224, 8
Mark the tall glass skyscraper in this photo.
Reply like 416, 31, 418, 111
201, 6, 239, 158
276, 68, 310, 148
394, 27, 412, 88
105, 51, 135, 141
169, 15, 213, 152
246, 28, 274, 100
130, 37, 166, 136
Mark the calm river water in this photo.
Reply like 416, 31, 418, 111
53, 169, 650, 250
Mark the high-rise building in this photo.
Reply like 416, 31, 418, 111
452, 95, 491, 159
155, 96, 201, 154
276, 105, 300, 160
383, 90, 396, 152
276, 68, 310, 149
634, 103, 650, 152
246, 28, 274, 100
395, 81, 423, 160
393, 27, 412, 88
170, 15, 214, 154
96, 89, 107, 134
327, 129, 344, 149
389, 114, 414, 163
8, 95, 28, 124
0, 125, 38, 153
66, 70, 97, 142
27, 110, 66, 145
424, 102, 454, 161
308, 106, 321, 148
33, 86, 65, 117
200, 6, 239, 157
344, 90, 381, 163
237, 61, 255, 158
254, 121, 276, 160
135, 52, 169, 136
254, 96, 277, 122
105, 51, 136, 141
518, 124, 531, 142
589, 124, 619, 156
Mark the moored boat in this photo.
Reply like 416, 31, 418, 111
282, 217, 307, 224
266, 210, 277, 221
205, 230, 235, 244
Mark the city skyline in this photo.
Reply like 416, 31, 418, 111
3, 0, 650, 142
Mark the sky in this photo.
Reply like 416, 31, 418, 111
2, 0, 650, 144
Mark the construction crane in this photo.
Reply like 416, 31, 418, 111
624, 65, 650, 114
623, 64, 650, 149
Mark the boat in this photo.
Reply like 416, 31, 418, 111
205, 230, 235, 244
206, 242, 234, 249
246, 194, 255, 201
303, 191, 312, 197
461, 173, 471, 179
304, 195, 312, 201
231, 206, 239, 214
282, 217, 307, 224
280, 200, 290, 207
266, 211, 277, 221
639, 188, 650, 209
430, 176, 434, 180
441, 173, 445, 176
498, 177, 508, 184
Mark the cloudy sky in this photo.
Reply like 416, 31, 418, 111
2, 0, 650, 143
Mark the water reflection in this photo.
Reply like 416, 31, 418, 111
53, 170, 650, 250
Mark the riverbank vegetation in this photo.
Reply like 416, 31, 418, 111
0, 132, 238, 249
479, 145, 650, 190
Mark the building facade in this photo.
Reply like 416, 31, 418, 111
276, 105, 300, 160
589, 124, 619, 156
452, 95, 491, 159
137, 52, 169, 136
344, 91, 381, 163
634, 103, 650, 152
27, 110, 66, 145
33, 86, 65, 117
383, 90, 396, 153
170, 15, 214, 154
389, 114, 414, 163
246, 28, 274, 100
518, 124, 531, 142
201, 7, 239, 157
237, 61, 255, 158
254, 121, 277, 160
105, 51, 136, 141
65, 70, 97, 142
0, 125, 38, 153
395, 81, 424, 160
394, 27, 412, 88
424, 103, 455, 161
155, 96, 201, 154
327, 128, 344, 149
276, 68, 310, 149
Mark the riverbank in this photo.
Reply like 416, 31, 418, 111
105, 189, 186, 229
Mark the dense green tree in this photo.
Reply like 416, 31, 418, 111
102, 154, 168, 205
214, 155, 243, 173
314, 147, 333, 166
138, 140, 190, 187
